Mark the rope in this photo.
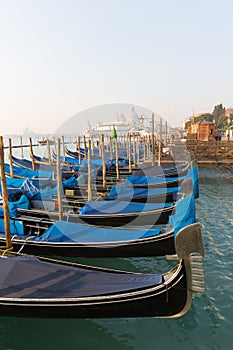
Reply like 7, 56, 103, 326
17, 236, 35, 254
1, 247, 13, 256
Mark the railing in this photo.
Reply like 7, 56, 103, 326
186, 140, 233, 162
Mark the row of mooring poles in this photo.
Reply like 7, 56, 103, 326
76, 118, 165, 173
5, 125, 163, 171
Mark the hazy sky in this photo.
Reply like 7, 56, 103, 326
1, 0, 233, 135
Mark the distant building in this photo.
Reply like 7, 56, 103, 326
225, 125, 233, 140
225, 108, 233, 119
187, 120, 216, 141
83, 106, 152, 138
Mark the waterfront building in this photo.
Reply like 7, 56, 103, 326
187, 120, 216, 141
83, 107, 152, 139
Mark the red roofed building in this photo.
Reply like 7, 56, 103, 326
187, 120, 216, 141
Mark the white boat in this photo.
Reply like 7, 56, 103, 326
83, 107, 152, 139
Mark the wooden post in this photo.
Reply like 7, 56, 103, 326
136, 136, 140, 166
165, 121, 168, 147
158, 140, 161, 166
133, 134, 137, 168
77, 136, 81, 164
0, 136, 12, 249
98, 135, 102, 157
115, 137, 119, 180
128, 135, 132, 173
29, 137, 35, 170
91, 135, 94, 156
56, 138, 63, 221
47, 139, 51, 165
8, 138, 13, 178
147, 135, 151, 159
87, 139, 92, 201
109, 136, 113, 161
158, 117, 162, 166
101, 135, 106, 188
20, 136, 24, 158
106, 136, 109, 153
152, 113, 155, 166
143, 136, 146, 162
126, 135, 129, 159
83, 135, 87, 159
62, 135, 66, 163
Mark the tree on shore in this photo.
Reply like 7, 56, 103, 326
185, 113, 214, 129
212, 104, 226, 129
184, 103, 229, 130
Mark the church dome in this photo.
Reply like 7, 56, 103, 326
127, 107, 139, 125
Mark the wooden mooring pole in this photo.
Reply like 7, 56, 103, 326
8, 138, 13, 178
101, 135, 106, 189
29, 137, 35, 170
0, 136, 12, 249
56, 138, 63, 221
152, 112, 155, 166
87, 139, 92, 201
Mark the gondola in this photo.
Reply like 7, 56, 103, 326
125, 174, 182, 189
105, 184, 181, 203
78, 200, 176, 226
65, 146, 127, 161
11, 156, 76, 178
105, 165, 199, 202
38, 138, 55, 145
0, 195, 196, 257
16, 199, 176, 227
124, 166, 199, 194
131, 162, 190, 178
0, 222, 205, 318
4, 163, 53, 180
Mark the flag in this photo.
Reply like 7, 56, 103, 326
111, 125, 117, 152
112, 125, 117, 139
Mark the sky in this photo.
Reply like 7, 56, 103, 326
1, 0, 233, 135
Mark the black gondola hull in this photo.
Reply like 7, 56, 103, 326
0, 232, 175, 258
17, 205, 175, 227
0, 263, 188, 319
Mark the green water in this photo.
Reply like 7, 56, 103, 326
0, 163, 232, 349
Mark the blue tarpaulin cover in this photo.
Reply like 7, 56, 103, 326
0, 218, 24, 235
0, 195, 30, 217
106, 185, 181, 200
132, 163, 188, 177
79, 200, 172, 215
1, 177, 25, 192
188, 166, 199, 198
125, 175, 181, 186
12, 156, 75, 172
4, 163, 52, 179
169, 195, 196, 235
34, 221, 162, 243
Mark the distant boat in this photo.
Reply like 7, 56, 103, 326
38, 138, 55, 145
83, 106, 152, 139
